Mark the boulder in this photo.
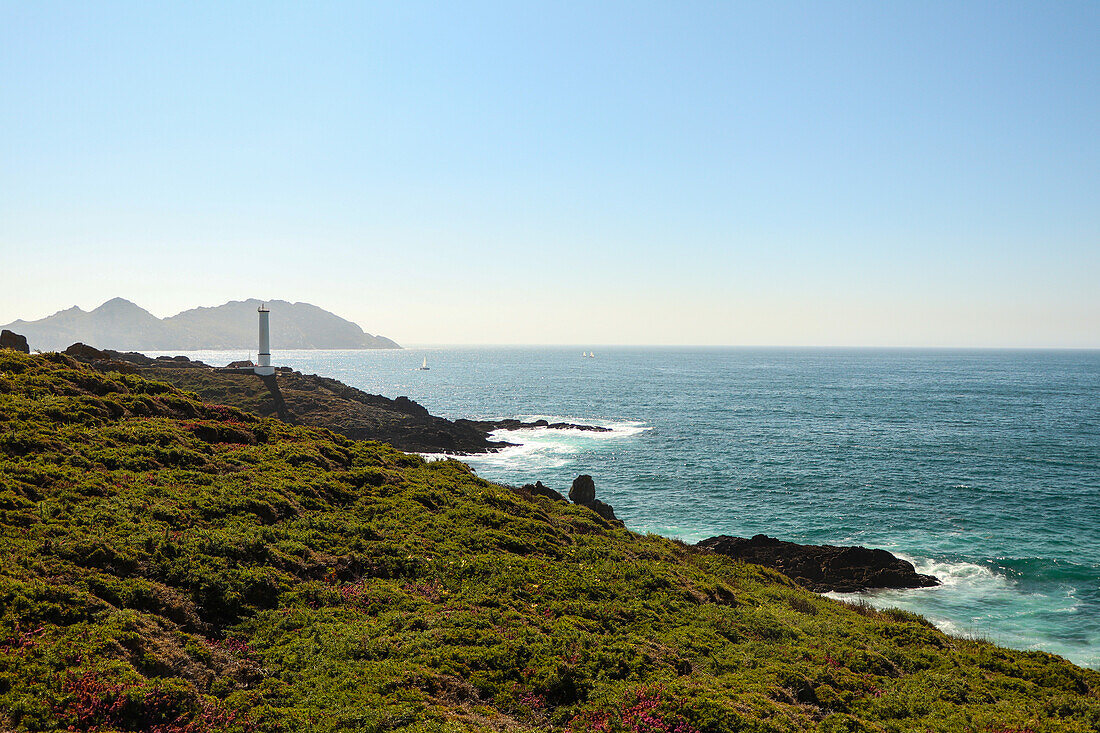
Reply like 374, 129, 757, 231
569, 475, 596, 505
696, 534, 940, 593
0, 330, 29, 353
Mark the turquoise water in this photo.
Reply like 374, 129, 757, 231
154, 347, 1100, 668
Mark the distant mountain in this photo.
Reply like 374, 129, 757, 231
2, 298, 401, 351
163, 299, 401, 350
1, 298, 184, 352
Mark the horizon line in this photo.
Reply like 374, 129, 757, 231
136, 343, 1100, 352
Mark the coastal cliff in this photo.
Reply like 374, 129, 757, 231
1, 349, 1098, 732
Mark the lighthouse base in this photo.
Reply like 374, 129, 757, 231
253, 365, 275, 376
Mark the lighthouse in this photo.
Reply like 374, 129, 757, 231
254, 304, 275, 376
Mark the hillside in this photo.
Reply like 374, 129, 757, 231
1, 350, 1099, 732
2, 298, 399, 352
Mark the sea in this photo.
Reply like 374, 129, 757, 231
150, 347, 1100, 669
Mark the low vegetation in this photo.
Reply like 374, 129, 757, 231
1, 351, 1098, 731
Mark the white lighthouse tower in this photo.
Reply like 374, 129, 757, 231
254, 303, 275, 376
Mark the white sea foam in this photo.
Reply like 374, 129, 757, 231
906, 555, 1005, 590
461, 418, 650, 473
421, 418, 650, 473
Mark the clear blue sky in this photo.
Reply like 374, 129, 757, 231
2, 1, 1097, 346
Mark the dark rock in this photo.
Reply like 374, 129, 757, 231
64, 342, 111, 361
696, 534, 940, 593
586, 499, 617, 521
569, 475, 596, 505
226, 360, 255, 369
392, 396, 431, 418
793, 679, 818, 705
523, 481, 566, 503
549, 422, 609, 432
454, 418, 611, 433
0, 330, 29, 353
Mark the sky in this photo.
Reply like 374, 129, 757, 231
2, 1, 1098, 347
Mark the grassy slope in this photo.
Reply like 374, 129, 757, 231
1, 351, 1098, 733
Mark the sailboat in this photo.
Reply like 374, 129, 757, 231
417, 356, 430, 371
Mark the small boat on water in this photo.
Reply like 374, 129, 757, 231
417, 357, 430, 371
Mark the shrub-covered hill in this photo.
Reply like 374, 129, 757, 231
1, 351, 1098, 733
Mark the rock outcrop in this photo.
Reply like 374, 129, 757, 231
567, 475, 621, 524
696, 534, 940, 593
0, 330, 29, 353
63, 342, 112, 360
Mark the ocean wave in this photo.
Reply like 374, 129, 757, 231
991, 556, 1100, 583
